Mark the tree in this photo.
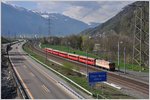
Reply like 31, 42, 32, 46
81, 35, 94, 52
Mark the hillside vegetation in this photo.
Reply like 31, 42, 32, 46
80, 1, 149, 37
79, 1, 149, 68
41, 1, 148, 69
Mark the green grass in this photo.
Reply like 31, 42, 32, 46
41, 44, 98, 58
63, 62, 80, 71
116, 61, 149, 72
23, 42, 134, 99
41, 43, 149, 72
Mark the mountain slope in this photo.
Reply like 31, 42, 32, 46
80, 1, 149, 37
1, 3, 89, 37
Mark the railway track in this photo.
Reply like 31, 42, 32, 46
26, 41, 149, 96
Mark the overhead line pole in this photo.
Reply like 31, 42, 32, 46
45, 15, 51, 63
131, 2, 149, 71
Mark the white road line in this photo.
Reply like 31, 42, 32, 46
25, 57, 58, 83
58, 81, 84, 99
29, 72, 35, 77
25, 56, 82, 99
23, 65, 27, 68
12, 62, 34, 99
42, 84, 50, 92
28, 54, 93, 96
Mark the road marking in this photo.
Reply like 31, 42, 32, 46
23, 65, 27, 68
57, 81, 84, 99
42, 84, 50, 92
25, 58, 57, 83
26, 57, 83, 99
12, 63, 34, 99
21, 46, 86, 98
10, 43, 34, 99
30, 72, 35, 77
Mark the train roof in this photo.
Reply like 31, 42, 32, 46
79, 55, 95, 60
59, 51, 67, 54
52, 49, 60, 52
96, 59, 114, 64
45, 48, 52, 50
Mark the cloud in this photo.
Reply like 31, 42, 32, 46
62, 1, 134, 24
34, 1, 70, 13
67, 1, 101, 10
8, 1, 134, 24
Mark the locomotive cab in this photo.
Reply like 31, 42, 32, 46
109, 62, 115, 71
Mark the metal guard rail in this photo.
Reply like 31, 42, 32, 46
8, 54, 30, 99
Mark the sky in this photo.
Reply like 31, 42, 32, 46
4, 0, 134, 24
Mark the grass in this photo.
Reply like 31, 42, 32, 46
41, 43, 149, 73
41, 44, 98, 58
23, 42, 134, 99
116, 61, 149, 72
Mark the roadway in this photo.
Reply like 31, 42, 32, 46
8, 40, 87, 99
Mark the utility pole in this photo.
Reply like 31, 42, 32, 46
45, 15, 51, 63
86, 36, 91, 78
132, 2, 149, 71
45, 48, 47, 63
68, 42, 70, 53
117, 41, 123, 71
86, 50, 88, 77
124, 47, 126, 73
48, 15, 51, 37
118, 41, 120, 71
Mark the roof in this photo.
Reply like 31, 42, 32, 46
79, 55, 95, 60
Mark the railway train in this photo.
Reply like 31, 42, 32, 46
43, 48, 115, 71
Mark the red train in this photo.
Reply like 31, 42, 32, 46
43, 48, 115, 71
68, 53, 79, 61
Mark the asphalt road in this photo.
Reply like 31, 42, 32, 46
8, 40, 84, 99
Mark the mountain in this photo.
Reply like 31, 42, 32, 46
40, 12, 90, 36
80, 1, 149, 37
1, 2, 90, 37
88, 22, 101, 28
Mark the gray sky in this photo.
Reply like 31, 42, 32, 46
5, 0, 134, 24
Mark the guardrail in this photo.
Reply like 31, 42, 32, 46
2, 40, 24, 55
28, 54, 93, 96
7, 42, 30, 99
8, 57, 29, 99
58, 81, 84, 99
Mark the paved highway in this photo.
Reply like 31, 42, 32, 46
8, 40, 87, 99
